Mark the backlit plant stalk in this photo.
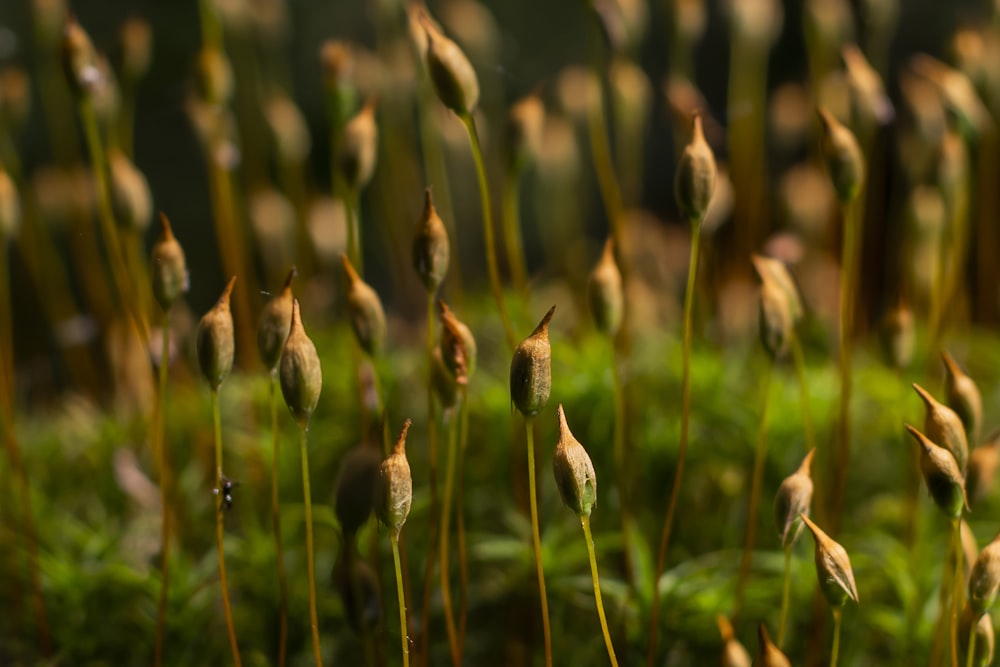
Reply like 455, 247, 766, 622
510, 306, 557, 667
195, 277, 242, 667
801, 514, 859, 667
818, 108, 865, 534
422, 16, 516, 350
648, 112, 716, 665
280, 300, 324, 667
149, 214, 190, 667
503, 94, 545, 297
339, 100, 378, 274
553, 406, 619, 666
257, 268, 296, 667
376, 420, 415, 667
967, 530, 1000, 667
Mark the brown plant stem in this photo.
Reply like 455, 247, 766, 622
270, 373, 288, 667
154, 310, 172, 667
212, 389, 243, 667
457, 386, 471, 657
299, 423, 323, 667
648, 221, 701, 665
526, 417, 553, 667
459, 112, 516, 350
733, 359, 774, 619
439, 390, 461, 666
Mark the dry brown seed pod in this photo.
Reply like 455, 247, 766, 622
913, 383, 969, 473
905, 423, 968, 520
340, 99, 378, 190
264, 92, 311, 165
196, 277, 237, 390
960, 602, 996, 667
842, 43, 894, 127
438, 300, 476, 384
149, 213, 190, 311
553, 405, 597, 518
422, 15, 480, 115
195, 47, 234, 106
675, 113, 717, 224
510, 305, 556, 418
257, 267, 296, 372
431, 346, 459, 409
61, 17, 101, 98
587, 238, 624, 337
507, 93, 546, 171
319, 40, 354, 90
335, 440, 382, 536
342, 254, 386, 357
0, 167, 22, 242
750, 254, 804, 324
967, 432, 1000, 504
817, 108, 865, 203
879, 304, 914, 370
108, 149, 152, 232
911, 54, 991, 137
118, 16, 152, 82
412, 189, 450, 291
753, 623, 791, 667
942, 351, 982, 444
279, 299, 322, 426
801, 514, 859, 607
970, 530, 1000, 618
758, 279, 793, 360
375, 420, 413, 538
774, 448, 815, 548
717, 615, 751, 667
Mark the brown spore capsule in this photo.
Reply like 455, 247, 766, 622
334, 442, 382, 537
717, 615, 751, 667
905, 423, 968, 520
801, 514, 859, 607
510, 305, 556, 418
914, 383, 969, 473
942, 351, 982, 444
774, 448, 815, 548
61, 17, 101, 98
196, 277, 237, 390
758, 279, 793, 360
0, 167, 22, 242
967, 432, 1000, 505
412, 189, 450, 291
587, 238, 624, 337
507, 93, 546, 171
342, 254, 386, 357
754, 623, 791, 667
552, 405, 597, 518
150, 213, 189, 311
375, 420, 413, 539
675, 112, 717, 224
817, 108, 865, 203
422, 16, 480, 115
970, 530, 1000, 618
108, 149, 152, 232
119, 16, 152, 83
279, 300, 322, 427
439, 300, 476, 384
340, 99, 378, 191
257, 267, 296, 372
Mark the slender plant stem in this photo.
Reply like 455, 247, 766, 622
459, 112, 516, 350
154, 310, 172, 667
967, 618, 978, 667
582, 515, 619, 667
457, 387, 471, 656
79, 97, 145, 339
526, 418, 553, 667
648, 221, 701, 666
440, 388, 461, 665
391, 535, 410, 667
832, 201, 858, 533
270, 373, 288, 667
501, 168, 529, 298
831, 608, 843, 667
734, 360, 774, 619
778, 544, 793, 648
951, 519, 962, 667
300, 424, 323, 667
418, 295, 442, 665
212, 390, 242, 667
610, 339, 633, 586
345, 187, 362, 276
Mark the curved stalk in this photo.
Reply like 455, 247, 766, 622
526, 418, 553, 667
154, 310, 172, 667
832, 201, 859, 533
777, 544, 793, 649
457, 386, 471, 656
951, 519, 962, 667
300, 424, 323, 667
734, 360, 774, 618
440, 392, 461, 664
212, 390, 242, 667
831, 607, 843, 667
459, 112, 516, 350
648, 222, 701, 665
391, 535, 410, 667
419, 295, 443, 665
582, 515, 619, 667
270, 373, 288, 667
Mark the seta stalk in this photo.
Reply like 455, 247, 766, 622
526, 419, 553, 667
270, 373, 288, 667
212, 390, 243, 667
582, 515, 619, 667
300, 424, 323, 667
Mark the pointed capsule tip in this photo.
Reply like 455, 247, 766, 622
394, 419, 412, 453
283, 266, 298, 289
159, 212, 174, 239
533, 304, 557, 336
220, 276, 237, 304
341, 254, 360, 283
716, 615, 734, 641
799, 447, 816, 476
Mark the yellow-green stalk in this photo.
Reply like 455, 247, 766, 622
649, 112, 716, 665
195, 277, 242, 667
503, 93, 545, 297
510, 306, 556, 667
257, 268, 295, 667
339, 99, 378, 274
553, 406, 618, 666
150, 214, 189, 667
279, 300, 324, 667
